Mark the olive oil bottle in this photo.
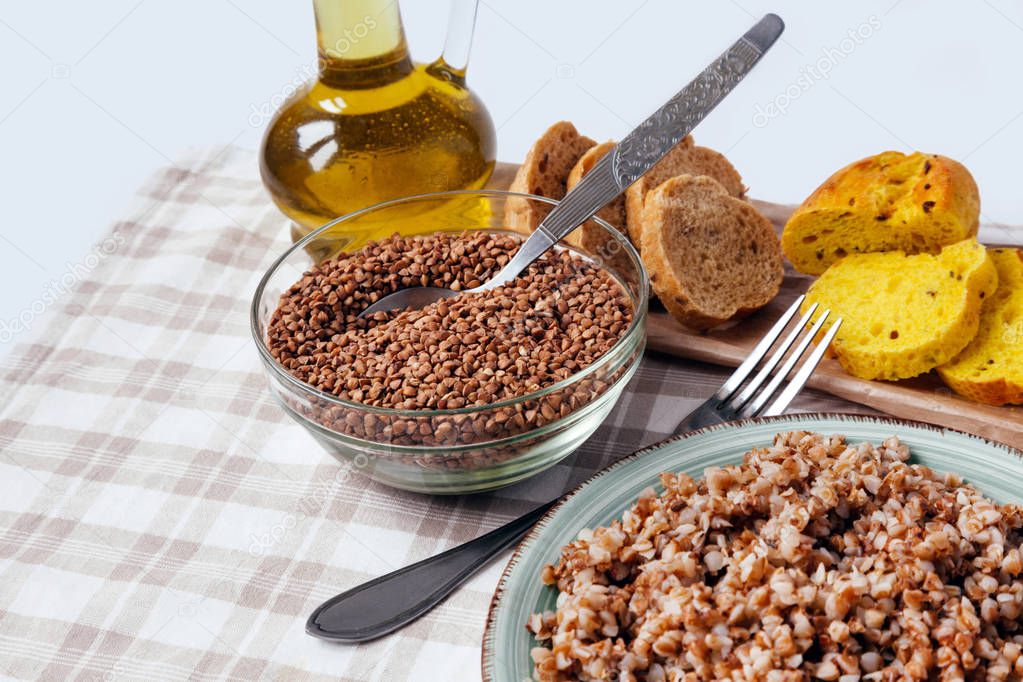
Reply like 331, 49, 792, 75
260, 0, 497, 251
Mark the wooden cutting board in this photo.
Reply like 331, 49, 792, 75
488, 163, 1023, 449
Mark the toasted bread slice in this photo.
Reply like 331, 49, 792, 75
566, 142, 626, 232
938, 248, 1023, 405
559, 142, 635, 272
504, 121, 596, 233
803, 239, 997, 381
783, 151, 980, 275
624, 137, 745, 245
641, 175, 783, 331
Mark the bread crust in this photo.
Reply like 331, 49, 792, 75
941, 374, 1023, 406
783, 151, 980, 275
641, 175, 782, 331
504, 121, 596, 234
938, 248, 1023, 405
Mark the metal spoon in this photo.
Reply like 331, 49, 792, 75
359, 13, 785, 318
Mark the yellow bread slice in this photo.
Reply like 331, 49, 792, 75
783, 151, 980, 275
803, 239, 997, 381
641, 175, 783, 331
504, 121, 595, 234
938, 248, 1023, 405
624, 137, 745, 246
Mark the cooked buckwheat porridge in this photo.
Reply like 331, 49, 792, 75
527, 431, 1023, 681
266, 232, 633, 450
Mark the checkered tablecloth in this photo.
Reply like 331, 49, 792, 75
0, 146, 872, 681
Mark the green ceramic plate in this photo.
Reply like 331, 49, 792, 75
481, 413, 1023, 681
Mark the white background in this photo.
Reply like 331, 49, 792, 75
2, 0, 1023, 353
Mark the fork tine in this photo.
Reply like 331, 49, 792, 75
741, 309, 831, 417
761, 317, 843, 417
712, 295, 807, 405
728, 301, 818, 412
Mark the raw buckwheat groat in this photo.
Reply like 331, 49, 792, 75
267, 232, 633, 449
528, 431, 1023, 682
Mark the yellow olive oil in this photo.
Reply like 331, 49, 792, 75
260, 0, 497, 253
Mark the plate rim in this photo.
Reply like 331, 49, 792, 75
480, 411, 1023, 681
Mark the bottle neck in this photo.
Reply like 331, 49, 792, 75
314, 0, 414, 88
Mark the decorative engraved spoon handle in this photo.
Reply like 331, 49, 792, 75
609, 13, 784, 188
490, 13, 784, 287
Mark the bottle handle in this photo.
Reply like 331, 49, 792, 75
428, 0, 480, 84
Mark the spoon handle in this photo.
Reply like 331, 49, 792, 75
485, 14, 784, 288
306, 499, 557, 642
307, 16, 788, 644
609, 13, 784, 188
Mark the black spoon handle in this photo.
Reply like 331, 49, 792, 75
306, 499, 557, 642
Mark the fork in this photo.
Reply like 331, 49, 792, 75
306, 296, 842, 642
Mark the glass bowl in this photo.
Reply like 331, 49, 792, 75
251, 190, 648, 494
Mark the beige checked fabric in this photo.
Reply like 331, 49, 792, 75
0, 146, 871, 681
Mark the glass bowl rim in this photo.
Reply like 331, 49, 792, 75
249, 188, 650, 418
